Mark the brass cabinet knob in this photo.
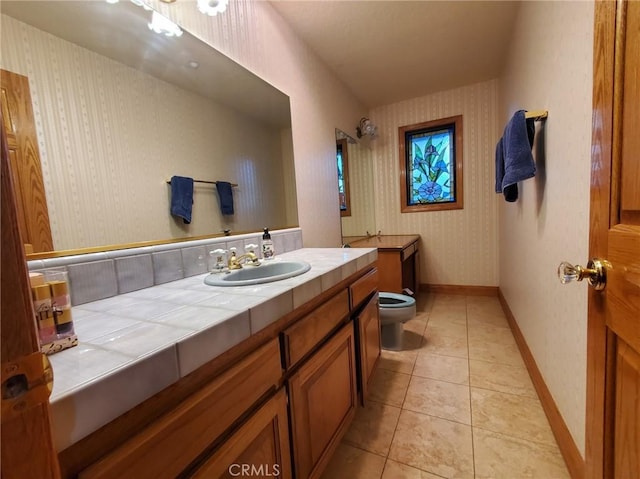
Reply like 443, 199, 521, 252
557, 258, 612, 291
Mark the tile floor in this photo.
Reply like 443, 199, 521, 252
320, 293, 571, 479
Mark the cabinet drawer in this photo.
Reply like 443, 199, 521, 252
283, 289, 349, 368
349, 268, 378, 309
80, 339, 282, 479
401, 242, 416, 261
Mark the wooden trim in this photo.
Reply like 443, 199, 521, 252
586, 1, 617, 478
399, 115, 464, 213
498, 289, 585, 479
419, 283, 498, 296
25, 224, 299, 261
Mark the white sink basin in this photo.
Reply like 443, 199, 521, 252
204, 260, 311, 286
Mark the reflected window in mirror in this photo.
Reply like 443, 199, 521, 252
399, 115, 464, 212
337, 138, 351, 217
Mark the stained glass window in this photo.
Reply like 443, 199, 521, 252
336, 138, 350, 216
399, 116, 463, 212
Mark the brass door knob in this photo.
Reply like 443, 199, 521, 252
557, 258, 612, 291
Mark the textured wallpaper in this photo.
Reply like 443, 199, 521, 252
1, 14, 292, 250
498, 0, 594, 457
370, 80, 501, 286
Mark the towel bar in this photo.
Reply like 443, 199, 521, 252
525, 110, 548, 121
166, 179, 238, 187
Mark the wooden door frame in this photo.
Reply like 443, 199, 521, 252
586, 1, 624, 478
1, 104, 60, 476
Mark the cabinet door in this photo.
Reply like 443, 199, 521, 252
190, 388, 292, 479
289, 322, 357, 479
357, 294, 381, 402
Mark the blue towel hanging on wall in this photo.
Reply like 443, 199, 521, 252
216, 181, 234, 215
495, 110, 536, 202
170, 176, 194, 224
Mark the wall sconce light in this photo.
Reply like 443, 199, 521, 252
356, 117, 377, 139
197, 0, 229, 16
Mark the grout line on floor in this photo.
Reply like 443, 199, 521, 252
465, 295, 477, 479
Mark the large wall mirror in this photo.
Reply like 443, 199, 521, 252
335, 129, 375, 243
1, 0, 297, 257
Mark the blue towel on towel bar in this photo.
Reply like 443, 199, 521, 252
216, 181, 234, 215
170, 176, 194, 224
495, 110, 536, 202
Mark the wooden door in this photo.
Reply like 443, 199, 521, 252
288, 322, 357, 479
1, 107, 60, 477
587, 1, 640, 478
357, 294, 381, 403
0, 69, 53, 253
190, 388, 292, 479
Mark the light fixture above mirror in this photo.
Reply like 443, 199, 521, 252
356, 117, 378, 139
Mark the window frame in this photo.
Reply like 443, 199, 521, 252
399, 115, 464, 213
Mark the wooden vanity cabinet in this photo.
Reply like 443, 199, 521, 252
189, 388, 291, 479
288, 322, 358, 479
79, 339, 282, 479
355, 294, 381, 402
350, 235, 420, 294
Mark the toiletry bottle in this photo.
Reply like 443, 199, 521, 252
49, 280, 75, 339
262, 228, 274, 260
32, 284, 56, 345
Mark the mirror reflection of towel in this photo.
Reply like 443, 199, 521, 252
170, 176, 194, 224
495, 110, 536, 202
216, 181, 234, 215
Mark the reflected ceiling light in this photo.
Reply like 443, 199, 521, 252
130, 0, 153, 11
197, 0, 229, 16
356, 117, 377, 139
148, 11, 183, 37
106, 0, 119, 4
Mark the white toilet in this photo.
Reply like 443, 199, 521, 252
379, 292, 416, 350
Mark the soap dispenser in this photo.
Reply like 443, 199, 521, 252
262, 228, 275, 260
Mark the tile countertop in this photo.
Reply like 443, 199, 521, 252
48, 247, 377, 452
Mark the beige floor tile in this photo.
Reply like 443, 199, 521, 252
378, 349, 418, 375
381, 459, 444, 479
400, 330, 425, 350
319, 443, 386, 479
467, 314, 509, 329
404, 376, 471, 424
469, 359, 537, 397
468, 340, 524, 366
433, 294, 468, 306
413, 353, 469, 385
473, 428, 570, 479
466, 298, 504, 316
415, 293, 435, 313
419, 332, 468, 359
404, 315, 428, 336
467, 323, 517, 347
389, 410, 474, 479
429, 305, 467, 324
368, 368, 412, 407
471, 388, 556, 446
343, 401, 401, 456
425, 320, 468, 340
